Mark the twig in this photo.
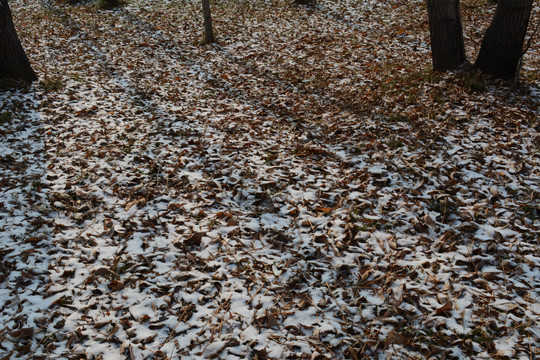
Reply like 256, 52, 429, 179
25, 331, 52, 360
246, 279, 267, 305
199, 294, 232, 335
258, 258, 294, 300
159, 304, 193, 347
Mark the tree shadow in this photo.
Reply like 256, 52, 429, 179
0, 85, 56, 358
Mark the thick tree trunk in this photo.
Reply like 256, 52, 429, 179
426, 0, 466, 71
474, 0, 533, 79
0, 0, 37, 83
99, 0, 119, 9
201, 0, 215, 44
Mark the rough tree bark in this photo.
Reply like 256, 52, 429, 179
0, 0, 37, 83
474, 0, 534, 79
426, 0, 466, 71
201, 0, 215, 44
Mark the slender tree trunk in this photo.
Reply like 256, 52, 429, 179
426, 0, 466, 71
474, 0, 533, 79
201, 0, 215, 44
0, 0, 37, 83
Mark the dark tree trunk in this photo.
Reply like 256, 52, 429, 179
99, 0, 119, 9
0, 0, 37, 83
474, 0, 533, 79
426, 0, 466, 71
201, 0, 215, 44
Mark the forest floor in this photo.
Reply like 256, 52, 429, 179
1, 0, 539, 359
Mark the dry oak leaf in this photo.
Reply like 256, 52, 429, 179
93, 267, 118, 279
385, 331, 410, 348
315, 206, 333, 213
9, 328, 34, 340
175, 232, 204, 249
108, 280, 125, 291
435, 300, 453, 316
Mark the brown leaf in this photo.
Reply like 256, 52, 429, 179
49, 296, 66, 309
92, 321, 110, 329
10, 328, 34, 340
108, 323, 120, 338
108, 280, 124, 291
93, 267, 118, 279
298, 299, 310, 310
183, 232, 203, 248
257, 314, 279, 328
124, 197, 146, 211
24, 237, 43, 244
385, 331, 410, 347
216, 211, 232, 220
14, 343, 31, 355
167, 202, 184, 211
141, 334, 157, 344
83, 275, 96, 285
423, 213, 436, 226
459, 222, 479, 233
254, 348, 269, 360
53, 319, 65, 329
482, 272, 501, 281
124, 200, 137, 211
20, 271, 34, 279
493, 231, 504, 242
195, 209, 207, 218
154, 350, 167, 359
347, 346, 358, 360
435, 300, 453, 316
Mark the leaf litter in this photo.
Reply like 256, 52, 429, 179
1, 0, 539, 359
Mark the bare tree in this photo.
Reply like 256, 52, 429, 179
201, 0, 215, 44
425, 0, 535, 80
0, 0, 37, 83
426, 0, 466, 71
98, 0, 119, 9
475, 0, 534, 79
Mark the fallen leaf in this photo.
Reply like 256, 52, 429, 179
385, 331, 410, 347
435, 300, 453, 316
182, 232, 203, 248
93, 267, 118, 278
10, 328, 34, 340
108, 280, 124, 291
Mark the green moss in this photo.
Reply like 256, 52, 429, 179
40, 76, 64, 92
460, 72, 487, 93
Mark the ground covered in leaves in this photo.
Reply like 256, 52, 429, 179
1, 0, 539, 358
